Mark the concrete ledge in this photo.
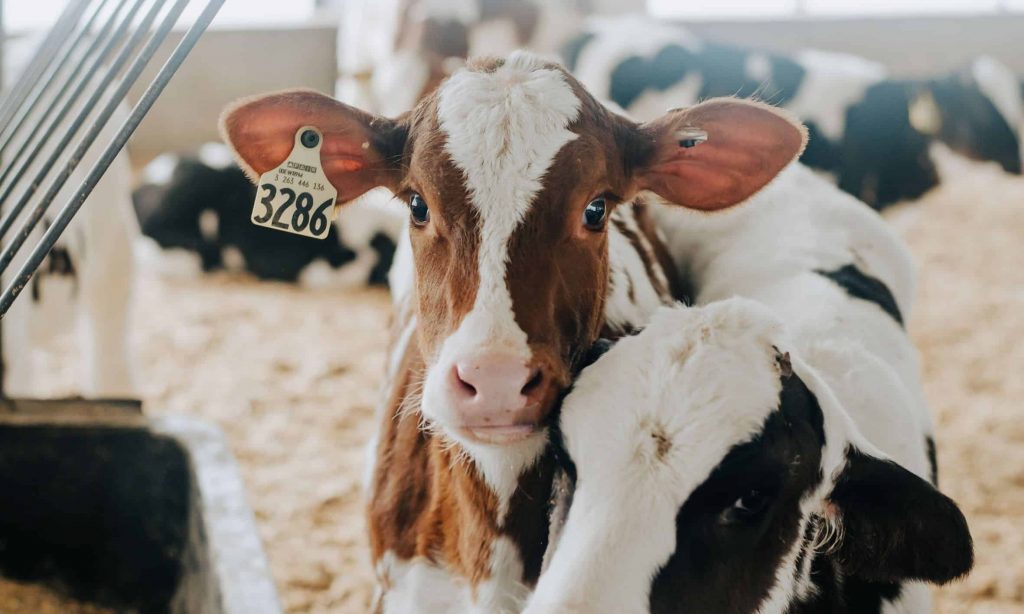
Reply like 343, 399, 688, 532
0, 401, 280, 614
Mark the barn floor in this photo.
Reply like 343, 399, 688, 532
29, 156, 1024, 613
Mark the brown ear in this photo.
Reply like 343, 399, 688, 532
219, 89, 406, 203
636, 98, 807, 211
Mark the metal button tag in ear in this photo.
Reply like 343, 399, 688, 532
677, 128, 709, 148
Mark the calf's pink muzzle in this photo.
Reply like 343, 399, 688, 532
446, 352, 553, 445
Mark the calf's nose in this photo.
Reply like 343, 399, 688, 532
448, 352, 553, 444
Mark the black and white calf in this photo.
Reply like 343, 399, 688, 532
132, 144, 402, 287
567, 17, 1023, 208
2, 113, 136, 398
528, 161, 972, 611
530, 300, 972, 613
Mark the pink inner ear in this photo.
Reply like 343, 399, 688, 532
638, 99, 807, 211
321, 138, 369, 175
221, 89, 397, 202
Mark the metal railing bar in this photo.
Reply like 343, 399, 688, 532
0, 0, 92, 128
0, 0, 152, 240
0, 0, 226, 317
0, 0, 115, 156
0, 0, 136, 190
0, 0, 198, 286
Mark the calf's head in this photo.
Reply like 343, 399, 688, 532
221, 53, 805, 452
532, 301, 973, 613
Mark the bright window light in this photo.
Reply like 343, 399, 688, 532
803, 0, 1000, 16
2, 0, 317, 34
649, 0, 1015, 19
648, 0, 798, 20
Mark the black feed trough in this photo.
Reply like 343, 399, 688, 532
0, 399, 280, 613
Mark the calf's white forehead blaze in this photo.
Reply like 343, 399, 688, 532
435, 52, 582, 356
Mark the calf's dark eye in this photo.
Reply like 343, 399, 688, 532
719, 489, 772, 525
583, 197, 607, 230
409, 193, 430, 226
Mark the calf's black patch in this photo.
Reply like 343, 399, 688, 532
926, 435, 938, 486
609, 44, 695, 110
816, 264, 903, 325
648, 372, 826, 613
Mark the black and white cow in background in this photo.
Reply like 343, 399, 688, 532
337, 0, 588, 116
567, 16, 1023, 209
530, 163, 972, 611
2, 101, 137, 398
132, 143, 402, 287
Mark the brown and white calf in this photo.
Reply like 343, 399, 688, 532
221, 52, 805, 611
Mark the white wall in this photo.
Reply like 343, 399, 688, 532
125, 24, 338, 165
683, 14, 1024, 77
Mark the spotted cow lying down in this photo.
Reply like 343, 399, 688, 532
533, 300, 973, 613
568, 16, 1023, 209
132, 144, 402, 287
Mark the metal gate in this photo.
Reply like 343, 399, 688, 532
0, 0, 224, 316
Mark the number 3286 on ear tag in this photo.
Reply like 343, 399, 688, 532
251, 126, 338, 240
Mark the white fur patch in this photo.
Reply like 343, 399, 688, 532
133, 236, 204, 279
221, 246, 245, 272
433, 51, 580, 354
199, 209, 219, 242
971, 55, 1024, 137
651, 163, 926, 436
786, 49, 886, 142
746, 52, 772, 83
197, 142, 236, 170
421, 52, 581, 496
460, 434, 548, 522
371, 49, 432, 118
376, 552, 467, 613
476, 536, 531, 613
142, 153, 178, 186
376, 538, 529, 613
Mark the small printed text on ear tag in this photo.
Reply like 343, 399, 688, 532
251, 126, 338, 240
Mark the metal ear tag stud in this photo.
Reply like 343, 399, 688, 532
676, 128, 708, 149
250, 125, 338, 240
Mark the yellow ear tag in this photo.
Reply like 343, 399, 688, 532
251, 126, 338, 240
909, 90, 942, 136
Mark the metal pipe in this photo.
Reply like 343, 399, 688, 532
0, 0, 152, 240
0, 0, 112, 156
0, 0, 92, 129
0, 0, 226, 317
0, 0, 137, 201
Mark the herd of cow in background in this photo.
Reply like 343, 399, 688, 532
127, 10, 1024, 289
0, 2, 1013, 611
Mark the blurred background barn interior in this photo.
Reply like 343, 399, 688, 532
1, 0, 1022, 612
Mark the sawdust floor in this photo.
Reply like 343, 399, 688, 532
0, 578, 113, 614
28, 158, 1024, 613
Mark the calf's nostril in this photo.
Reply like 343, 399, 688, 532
453, 366, 478, 397
521, 368, 544, 397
